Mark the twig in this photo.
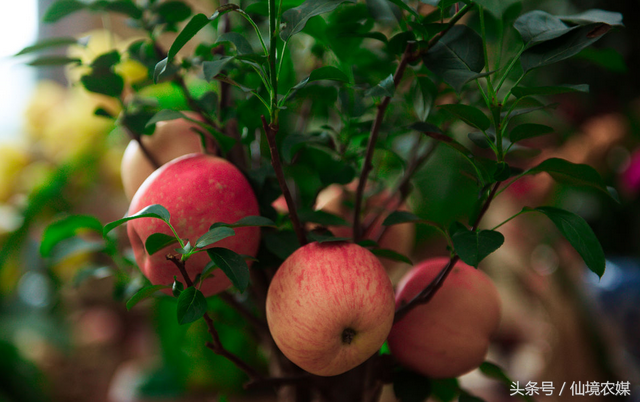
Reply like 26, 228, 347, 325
166, 254, 262, 380
353, 44, 414, 242
261, 115, 307, 246
393, 180, 501, 322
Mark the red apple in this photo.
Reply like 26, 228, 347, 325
266, 242, 395, 376
127, 153, 260, 296
121, 112, 214, 200
388, 257, 501, 378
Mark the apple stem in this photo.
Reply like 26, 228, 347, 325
261, 115, 308, 246
341, 328, 357, 345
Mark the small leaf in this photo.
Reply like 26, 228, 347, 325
210, 215, 276, 229
146, 109, 186, 126
94, 107, 114, 118
40, 215, 103, 257
298, 209, 350, 226
280, 0, 356, 41
176, 287, 208, 324
195, 227, 236, 248
479, 362, 536, 402
99, 0, 143, 19
153, 58, 169, 83
90, 50, 121, 70
43, 0, 86, 23
365, 74, 395, 98
468, 132, 494, 149
104, 204, 171, 236
206, 248, 250, 292
524, 158, 612, 198
15, 37, 77, 56
510, 123, 554, 143
306, 231, 351, 243
511, 84, 589, 98
514, 11, 574, 47
559, 9, 624, 27
172, 276, 184, 297
530, 207, 605, 278
414, 76, 437, 121
168, 13, 211, 61
439, 104, 491, 131
203, 56, 235, 81
216, 32, 254, 55
126, 284, 170, 310
450, 222, 505, 267
473, 0, 519, 17
27, 56, 81, 67
145, 233, 179, 255
371, 248, 412, 265
383, 211, 422, 226
81, 72, 124, 97
492, 161, 511, 182
309, 66, 349, 83
156, 0, 192, 23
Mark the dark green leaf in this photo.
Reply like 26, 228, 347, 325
479, 362, 535, 402
474, 0, 519, 17
15, 37, 77, 56
423, 25, 484, 93
492, 161, 511, 181
206, 248, 250, 292
216, 32, 254, 55
468, 132, 494, 149
99, 0, 143, 19
43, 0, 86, 23
371, 248, 412, 265
176, 287, 208, 324
414, 76, 437, 121
146, 109, 186, 126
145, 233, 179, 255
281, 133, 327, 163
40, 215, 103, 257
104, 204, 171, 236
365, 74, 395, 97
126, 284, 170, 310
439, 104, 491, 131
383, 0, 419, 20
576, 47, 627, 73
172, 276, 184, 296
168, 13, 211, 61
197, 91, 219, 114
459, 394, 485, 402
413, 126, 474, 158
156, 1, 192, 23
210, 215, 276, 229
81, 72, 124, 97
514, 11, 574, 47
530, 207, 605, 278
209, 3, 241, 20
91, 50, 121, 70
306, 231, 351, 243
393, 369, 431, 402
153, 57, 169, 83
450, 222, 504, 267
357, 239, 379, 248
309, 66, 349, 83
409, 121, 442, 134
524, 158, 611, 198
27, 56, 81, 66
298, 209, 350, 226
195, 227, 236, 248
509, 123, 554, 143
94, 107, 114, 118
264, 230, 300, 260
559, 9, 624, 27
280, 0, 356, 41
511, 84, 589, 98
383, 211, 422, 226
203, 56, 235, 81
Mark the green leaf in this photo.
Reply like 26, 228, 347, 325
576, 48, 627, 73
468, 132, 494, 149
365, 74, 395, 98
422, 25, 485, 93
514, 11, 575, 47
383, 0, 419, 20
195, 227, 236, 248
40, 215, 103, 257
156, 0, 192, 23
414, 76, 437, 121
91, 50, 121, 70
104, 204, 171, 236
411, 123, 474, 159
95, 107, 114, 119
309, 66, 349, 83
168, 13, 211, 62
280, 0, 356, 41
479, 362, 536, 402
439, 104, 491, 131
473, 0, 519, 17
203, 56, 235, 81
393, 369, 431, 402
511, 84, 589, 98
145, 233, 179, 256
27, 56, 81, 66
306, 231, 350, 243
126, 284, 170, 310
509, 123, 554, 143
370, 248, 412, 265
210, 215, 276, 229
524, 158, 612, 198
450, 222, 504, 267
459, 394, 486, 402
492, 161, 511, 182
172, 276, 184, 297
558, 9, 624, 27
264, 231, 300, 260
429, 378, 460, 402
521, 24, 613, 72
81, 72, 124, 97
530, 207, 605, 278
146, 109, 186, 126
96, 0, 143, 19
206, 248, 250, 292
383, 211, 422, 226
49, 237, 104, 264
216, 32, 254, 55
298, 209, 350, 226
43, 0, 86, 23
15, 37, 77, 56
176, 287, 208, 324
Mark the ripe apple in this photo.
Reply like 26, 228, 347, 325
266, 241, 396, 376
388, 257, 501, 378
121, 112, 214, 200
127, 153, 260, 296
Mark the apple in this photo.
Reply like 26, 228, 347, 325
388, 257, 501, 378
127, 153, 260, 296
266, 241, 396, 376
121, 112, 214, 200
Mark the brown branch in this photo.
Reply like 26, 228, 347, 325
166, 254, 262, 380
353, 44, 414, 242
393, 180, 502, 322
262, 115, 307, 247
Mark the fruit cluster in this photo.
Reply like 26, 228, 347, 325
121, 118, 502, 378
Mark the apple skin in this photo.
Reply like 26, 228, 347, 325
388, 257, 501, 378
127, 153, 260, 296
121, 112, 213, 200
266, 242, 396, 376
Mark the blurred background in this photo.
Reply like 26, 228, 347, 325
0, 0, 639, 401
